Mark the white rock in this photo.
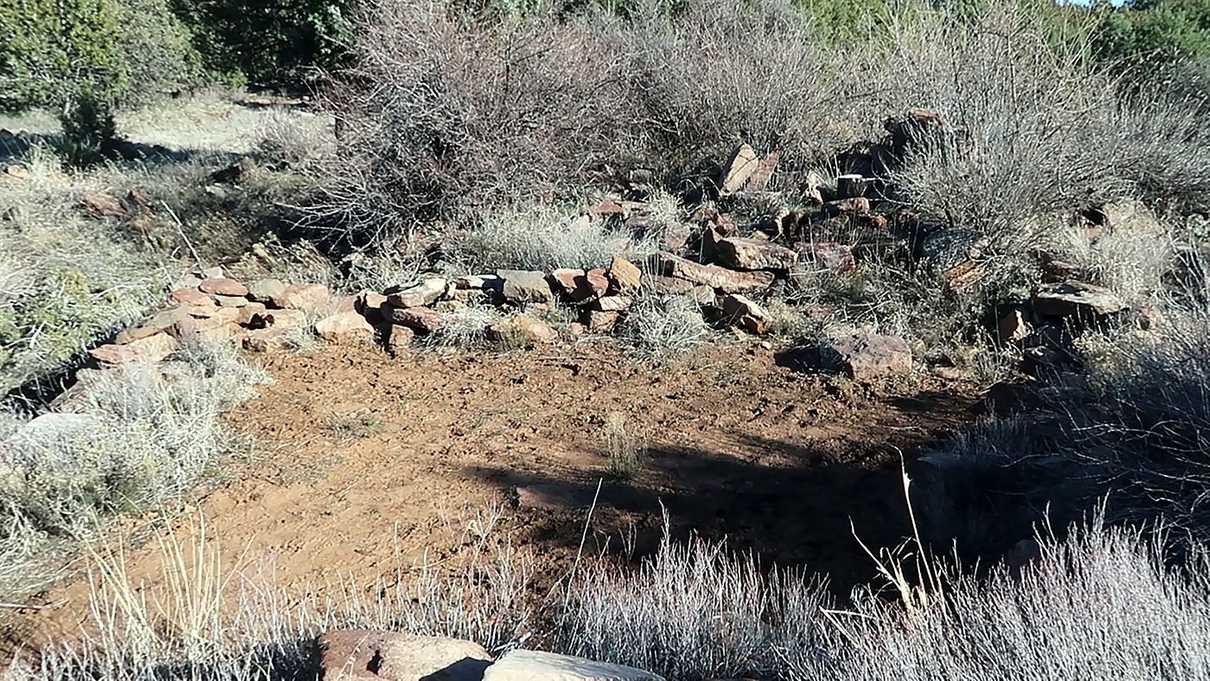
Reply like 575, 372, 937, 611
483, 650, 664, 681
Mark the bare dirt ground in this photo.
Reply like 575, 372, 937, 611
19, 340, 978, 643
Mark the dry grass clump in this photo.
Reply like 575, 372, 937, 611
618, 293, 708, 363
443, 202, 652, 274
0, 339, 269, 600
602, 412, 645, 481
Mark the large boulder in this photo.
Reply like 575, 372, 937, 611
714, 237, 798, 271
483, 650, 663, 681
498, 270, 554, 305
819, 331, 912, 381
318, 630, 491, 681
653, 253, 774, 293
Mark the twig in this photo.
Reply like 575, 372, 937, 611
0, 599, 65, 610
160, 201, 203, 270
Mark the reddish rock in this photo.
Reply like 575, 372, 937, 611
591, 295, 634, 312
607, 256, 642, 292
823, 197, 870, 216
821, 332, 912, 382
571, 268, 611, 303
649, 276, 696, 295
315, 311, 375, 343
547, 269, 585, 297
793, 242, 855, 273
213, 294, 249, 308
242, 327, 294, 353
498, 270, 554, 305
747, 150, 780, 191
655, 252, 775, 293
720, 294, 770, 335
90, 333, 178, 366
238, 302, 268, 326
589, 199, 626, 218
387, 325, 416, 355
583, 309, 621, 333
387, 306, 446, 334
81, 191, 128, 219
273, 283, 331, 312
714, 237, 798, 271
170, 288, 212, 306
488, 315, 558, 346
318, 630, 491, 681
115, 308, 189, 344
199, 278, 249, 297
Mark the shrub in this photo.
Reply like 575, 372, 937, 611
618, 293, 708, 362
602, 412, 644, 481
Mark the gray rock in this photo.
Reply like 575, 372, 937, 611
247, 278, 287, 304
497, 270, 554, 305
820, 331, 912, 381
483, 650, 663, 681
1032, 281, 1127, 319
653, 253, 774, 293
714, 237, 798, 271
387, 278, 448, 308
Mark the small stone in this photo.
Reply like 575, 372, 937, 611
170, 288, 212, 306
714, 237, 798, 271
720, 143, 759, 195
660, 224, 692, 253
592, 295, 634, 312
483, 649, 663, 681
583, 309, 621, 333
273, 283, 331, 312
453, 274, 499, 290
199, 278, 249, 297
387, 325, 416, 355
243, 327, 294, 353
387, 278, 448, 308
213, 294, 249, 308
387, 306, 446, 334
238, 302, 268, 326
498, 270, 554, 305
90, 333, 178, 366
247, 278, 287, 304
314, 311, 375, 343
607, 256, 642, 292
720, 294, 770, 335
820, 332, 912, 381
319, 631, 491, 681
687, 285, 718, 306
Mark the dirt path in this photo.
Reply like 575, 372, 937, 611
22, 340, 977, 642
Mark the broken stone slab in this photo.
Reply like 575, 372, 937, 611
497, 269, 554, 305
548, 269, 586, 297
720, 294, 770, 335
653, 253, 775, 293
1032, 281, 1127, 319
314, 311, 376, 343
454, 274, 501, 290
487, 314, 558, 346
247, 278, 287, 304
387, 278, 448, 308
607, 256, 642, 293
720, 143, 759, 195
115, 307, 190, 344
746, 150, 780, 192
714, 237, 798, 271
198, 277, 249, 297
387, 306, 446, 334
820, 332, 912, 382
649, 276, 696, 295
272, 283, 331, 312
483, 650, 664, 681
319, 630, 491, 681
81, 191, 128, 219
90, 332, 179, 366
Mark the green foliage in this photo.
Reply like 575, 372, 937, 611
1095, 0, 1210, 70
173, 0, 353, 86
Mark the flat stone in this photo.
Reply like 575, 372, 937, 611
654, 253, 774, 293
213, 294, 249, 308
714, 237, 798, 271
257, 309, 308, 330
607, 256, 642, 292
90, 333, 178, 366
648, 276, 696, 295
387, 306, 446, 334
273, 283, 331, 312
820, 332, 912, 382
592, 296, 634, 312
319, 630, 491, 681
498, 270, 554, 305
387, 278, 448, 308
115, 307, 190, 344
198, 277, 249, 297
247, 278, 287, 304
170, 288, 212, 306
571, 268, 611, 303
454, 274, 500, 290
483, 649, 663, 681
314, 311, 376, 343
1033, 281, 1127, 319
243, 327, 294, 353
